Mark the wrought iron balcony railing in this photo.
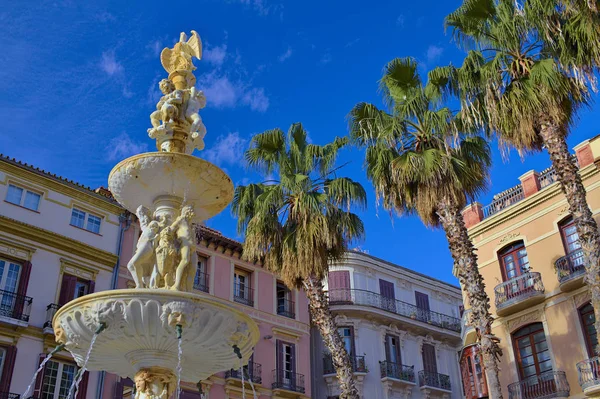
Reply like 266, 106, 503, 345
44, 303, 60, 329
271, 370, 305, 393
508, 370, 570, 399
578, 357, 600, 392
194, 271, 209, 293
379, 361, 415, 383
0, 393, 20, 399
482, 185, 525, 218
277, 298, 295, 319
555, 249, 586, 284
323, 355, 367, 375
233, 283, 254, 307
327, 289, 461, 333
494, 272, 544, 309
0, 289, 32, 322
225, 362, 262, 384
419, 370, 451, 391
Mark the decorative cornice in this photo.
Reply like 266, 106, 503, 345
0, 215, 118, 266
0, 237, 36, 261
505, 309, 544, 333
271, 326, 303, 342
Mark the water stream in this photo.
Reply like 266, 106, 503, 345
244, 367, 258, 399
240, 366, 246, 399
176, 325, 183, 399
22, 345, 64, 399
68, 332, 99, 399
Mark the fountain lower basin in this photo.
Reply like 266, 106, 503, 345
53, 289, 259, 382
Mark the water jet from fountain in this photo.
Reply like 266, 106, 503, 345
22, 343, 66, 399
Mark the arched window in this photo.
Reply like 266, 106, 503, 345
499, 241, 530, 282
579, 302, 598, 358
512, 323, 552, 379
460, 345, 487, 399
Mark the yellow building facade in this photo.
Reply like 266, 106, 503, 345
458, 135, 600, 399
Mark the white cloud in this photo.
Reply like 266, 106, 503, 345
100, 51, 123, 76
204, 132, 247, 166
278, 46, 292, 62
204, 43, 228, 67
242, 87, 269, 112
107, 133, 148, 161
320, 52, 332, 65
396, 14, 405, 27
147, 40, 162, 57
237, 0, 283, 17
198, 72, 269, 112
426, 45, 444, 63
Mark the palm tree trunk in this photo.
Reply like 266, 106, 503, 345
304, 276, 360, 399
437, 199, 504, 399
539, 120, 600, 355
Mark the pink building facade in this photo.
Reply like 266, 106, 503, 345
104, 224, 312, 399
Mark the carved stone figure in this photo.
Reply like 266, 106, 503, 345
160, 31, 202, 75
134, 369, 175, 399
128, 206, 160, 289
186, 87, 207, 151
152, 219, 177, 289
172, 205, 196, 291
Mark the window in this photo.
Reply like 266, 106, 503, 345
415, 291, 431, 322
0, 258, 21, 314
41, 360, 77, 399
328, 270, 351, 303
276, 282, 294, 318
58, 274, 94, 306
0, 347, 5, 382
338, 327, 355, 357
385, 334, 402, 365
513, 323, 552, 379
500, 241, 530, 281
579, 303, 598, 358
70, 208, 102, 234
422, 343, 437, 373
460, 345, 487, 399
233, 268, 253, 306
5, 184, 41, 211
194, 257, 209, 292
276, 340, 296, 385
559, 217, 585, 270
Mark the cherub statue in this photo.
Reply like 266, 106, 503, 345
148, 79, 185, 139
171, 205, 196, 291
134, 371, 173, 399
128, 206, 160, 289
185, 87, 207, 151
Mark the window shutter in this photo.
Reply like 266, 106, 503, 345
328, 271, 350, 289
275, 340, 282, 383
422, 344, 437, 373
379, 280, 395, 299
33, 354, 47, 398
415, 292, 430, 311
75, 371, 89, 399
395, 336, 402, 366
113, 380, 124, 399
13, 261, 32, 319
58, 274, 77, 306
88, 279, 96, 294
0, 345, 17, 393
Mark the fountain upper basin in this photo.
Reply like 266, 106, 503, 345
108, 152, 234, 223
53, 289, 259, 382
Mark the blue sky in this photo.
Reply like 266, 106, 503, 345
1, 0, 599, 286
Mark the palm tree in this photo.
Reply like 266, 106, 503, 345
443, 0, 600, 354
231, 123, 366, 399
348, 57, 504, 398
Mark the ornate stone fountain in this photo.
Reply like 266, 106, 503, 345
52, 31, 259, 399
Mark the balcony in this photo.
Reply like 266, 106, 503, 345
578, 357, 600, 396
461, 308, 476, 345
508, 370, 570, 399
418, 370, 451, 393
0, 394, 20, 399
328, 289, 461, 334
0, 289, 32, 326
194, 271, 209, 293
494, 272, 545, 317
555, 250, 586, 292
277, 298, 295, 319
323, 355, 367, 375
225, 362, 262, 385
43, 303, 60, 332
380, 361, 415, 385
271, 370, 305, 394
233, 283, 254, 307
